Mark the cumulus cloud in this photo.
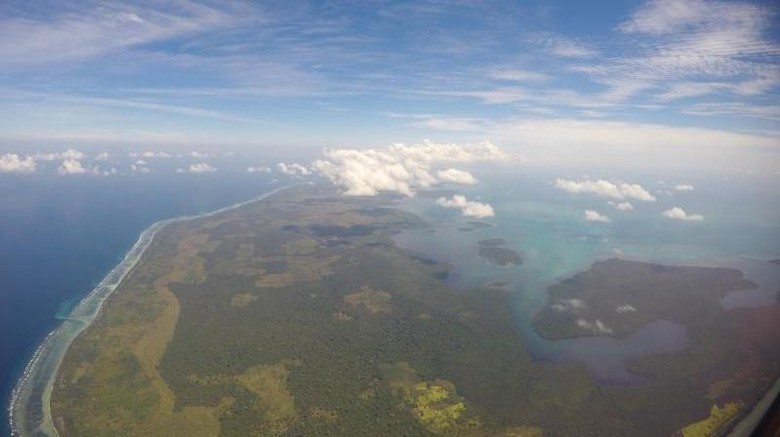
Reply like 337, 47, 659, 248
436, 168, 477, 185
610, 201, 635, 211
94, 152, 110, 161
0, 153, 36, 173
57, 158, 87, 175
436, 195, 495, 218
576, 319, 613, 335
34, 148, 86, 162
129, 150, 172, 159
616, 304, 637, 313
555, 178, 656, 201
132, 163, 150, 174
674, 184, 695, 191
662, 207, 704, 221
182, 162, 216, 173
584, 209, 611, 223
277, 162, 311, 176
313, 140, 505, 197
551, 298, 587, 313
247, 166, 271, 173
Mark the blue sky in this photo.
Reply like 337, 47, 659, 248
0, 0, 778, 169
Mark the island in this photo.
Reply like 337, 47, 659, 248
48, 186, 780, 436
477, 238, 522, 266
532, 259, 758, 339
457, 221, 493, 232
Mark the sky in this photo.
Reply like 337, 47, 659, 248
0, 0, 778, 171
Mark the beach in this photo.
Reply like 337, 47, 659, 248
8, 185, 296, 436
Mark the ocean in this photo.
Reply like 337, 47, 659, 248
0, 172, 277, 437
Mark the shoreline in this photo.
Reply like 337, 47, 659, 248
8, 184, 299, 436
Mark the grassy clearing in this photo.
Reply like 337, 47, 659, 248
344, 286, 392, 314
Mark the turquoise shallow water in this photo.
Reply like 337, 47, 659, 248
393, 165, 780, 383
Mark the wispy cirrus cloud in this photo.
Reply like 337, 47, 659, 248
596, 0, 780, 104
528, 33, 597, 59
0, 0, 776, 166
0, 1, 244, 68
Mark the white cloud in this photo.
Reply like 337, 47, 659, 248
662, 206, 704, 221
436, 195, 495, 218
584, 209, 611, 223
576, 319, 613, 335
608, 0, 780, 104
277, 162, 311, 176
674, 184, 695, 191
550, 39, 596, 58
34, 148, 86, 162
132, 163, 150, 174
247, 166, 271, 173
94, 152, 110, 161
551, 298, 587, 313
313, 140, 505, 197
616, 304, 637, 313
531, 33, 596, 58
555, 178, 657, 201
403, 118, 779, 170
613, 202, 635, 211
0, 153, 36, 173
140, 151, 172, 158
488, 69, 550, 83
0, 3, 239, 67
618, 0, 767, 36
185, 162, 216, 173
436, 168, 477, 185
57, 158, 87, 175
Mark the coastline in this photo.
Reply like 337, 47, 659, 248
8, 184, 299, 436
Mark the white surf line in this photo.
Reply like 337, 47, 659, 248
9, 183, 301, 437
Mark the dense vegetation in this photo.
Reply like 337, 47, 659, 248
52, 186, 780, 436
532, 259, 757, 339
476, 238, 522, 267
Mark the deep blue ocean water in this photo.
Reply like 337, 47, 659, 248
0, 173, 276, 437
